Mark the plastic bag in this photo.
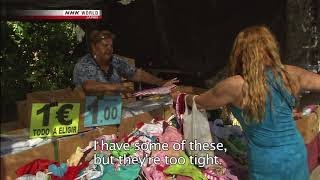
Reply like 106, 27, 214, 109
183, 95, 214, 164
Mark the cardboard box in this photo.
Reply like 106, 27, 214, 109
25, 87, 85, 129
16, 100, 28, 128
0, 121, 24, 134
23, 87, 135, 132
55, 125, 118, 163
55, 126, 118, 162
1, 143, 55, 180
0, 125, 117, 179
0, 129, 55, 180
118, 105, 170, 138
296, 108, 319, 144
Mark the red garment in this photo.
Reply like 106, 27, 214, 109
175, 93, 186, 119
64, 161, 89, 180
306, 134, 319, 173
136, 122, 144, 129
51, 161, 89, 180
16, 159, 58, 177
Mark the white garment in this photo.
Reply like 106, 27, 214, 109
1, 134, 51, 155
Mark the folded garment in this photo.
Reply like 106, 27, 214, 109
204, 169, 238, 180
48, 163, 67, 177
16, 174, 36, 180
210, 119, 243, 140
142, 148, 180, 180
138, 122, 163, 137
164, 115, 182, 133
16, 159, 58, 177
51, 161, 89, 180
111, 146, 136, 158
143, 165, 165, 180
133, 85, 176, 97
1, 137, 51, 155
203, 157, 238, 180
75, 161, 104, 180
217, 154, 248, 180
67, 147, 85, 166
174, 93, 187, 121
222, 139, 247, 165
102, 164, 141, 180
158, 126, 182, 148
302, 105, 318, 116
2, 138, 44, 149
121, 96, 172, 119
1, 146, 33, 155
164, 152, 207, 180
35, 171, 50, 180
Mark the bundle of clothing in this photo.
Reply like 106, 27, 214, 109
1, 129, 52, 155
15, 92, 247, 180
15, 116, 241, 180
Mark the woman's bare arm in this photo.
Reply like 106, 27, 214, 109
285, 65, 320, 93
184, 75, 243, 110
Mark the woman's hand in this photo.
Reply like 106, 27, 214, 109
162, 77, 179, 87
292, 109, 302, 120
170, 87, 181, 102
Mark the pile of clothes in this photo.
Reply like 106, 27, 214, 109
209, 117, 249, 180
15, 114, 245, 180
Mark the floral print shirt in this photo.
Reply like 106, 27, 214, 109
73, 54, 136, 86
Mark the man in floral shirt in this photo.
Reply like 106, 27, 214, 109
73, 30, 178, 94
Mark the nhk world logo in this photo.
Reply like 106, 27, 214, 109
13, 10, 102, 20
64, 10, 101, 16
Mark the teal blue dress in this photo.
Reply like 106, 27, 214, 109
230, 70, 309, 180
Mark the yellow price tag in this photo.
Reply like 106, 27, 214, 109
30, 103, 80, 138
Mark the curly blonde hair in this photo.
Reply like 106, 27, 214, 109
228, 25, 298, 122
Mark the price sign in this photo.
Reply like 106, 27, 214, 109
84, 96, 122, 127
30, 103, 80, 138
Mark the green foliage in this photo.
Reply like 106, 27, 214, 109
1, 21, 79, 121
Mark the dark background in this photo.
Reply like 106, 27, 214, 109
81, 0, 287, 86
1, 0, 319, 122
3, 0, 288, 85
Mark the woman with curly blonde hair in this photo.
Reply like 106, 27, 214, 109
172, 25, 320, 180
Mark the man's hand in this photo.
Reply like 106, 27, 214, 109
117, 84, 134, 93
162, 77, 179, 87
